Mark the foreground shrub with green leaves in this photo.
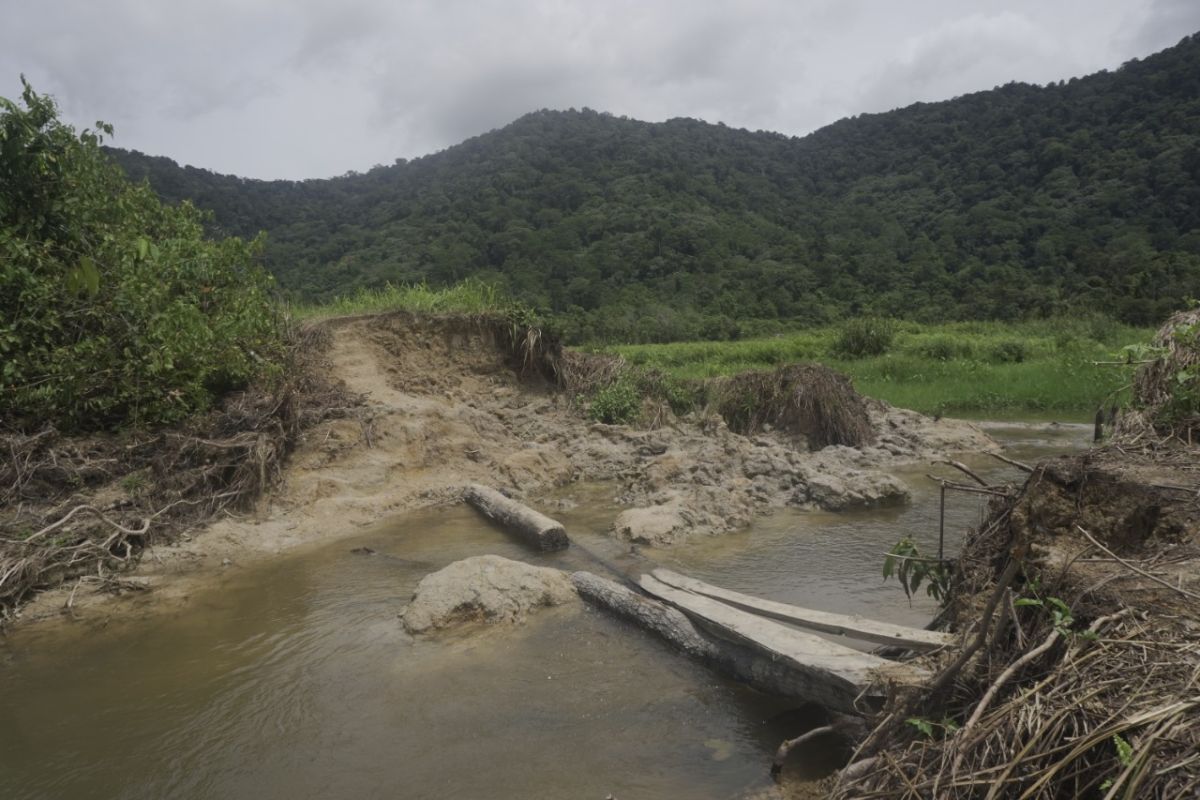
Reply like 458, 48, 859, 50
587, 379, 641, 424
0, 80, 280, 430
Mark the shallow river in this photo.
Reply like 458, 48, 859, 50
0, 423, 1089, 800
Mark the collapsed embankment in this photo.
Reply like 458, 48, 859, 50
830, 444, 1200, 799
1, 311, 992, 628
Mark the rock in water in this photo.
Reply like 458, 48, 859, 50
795, 467, 910, 511
400, 555, 577, 634
612, 500, 692, 546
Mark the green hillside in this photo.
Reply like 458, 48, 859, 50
109, 33, 1200, 342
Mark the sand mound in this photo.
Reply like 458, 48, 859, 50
400, 555, 576, 633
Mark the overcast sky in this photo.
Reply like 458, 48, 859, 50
2, 0, 1196, 180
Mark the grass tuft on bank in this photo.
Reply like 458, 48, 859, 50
291, 278, 519, 320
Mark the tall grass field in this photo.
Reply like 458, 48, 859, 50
293, 282, 1154, 421
602, 317, 1153, 420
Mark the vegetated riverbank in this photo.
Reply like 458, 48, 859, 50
826, 310, 1200, 799
828, 443, 1200, 799
1, 306, 994, 630
604, 317, 1152, 419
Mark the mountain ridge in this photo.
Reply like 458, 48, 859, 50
109, 32, 1200, 341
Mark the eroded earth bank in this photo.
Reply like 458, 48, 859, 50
13, 312, 995, 626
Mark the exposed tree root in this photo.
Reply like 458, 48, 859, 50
831, 447, 1200, 799
0, 323, 363, 622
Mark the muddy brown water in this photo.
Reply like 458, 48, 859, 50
0, 423, 1088, 800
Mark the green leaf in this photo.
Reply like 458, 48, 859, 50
906, 717, 934, 737
1014, 598, 1043, 607
1113, 734, 1133, 766
1047, 597, 1072, 617
79, 256, 100, 296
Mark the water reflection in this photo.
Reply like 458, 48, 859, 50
0, 422, 1089, 800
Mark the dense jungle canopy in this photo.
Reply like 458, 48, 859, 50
108, 33, 1200, 342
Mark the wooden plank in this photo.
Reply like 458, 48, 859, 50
652, 569, 953, 652
464, 484, 569, 551
576, 571, 871, 707
638, 574, 927, 710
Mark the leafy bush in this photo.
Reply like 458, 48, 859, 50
988, 340, 1029, 363
915, 337, 973, 361
634, 369, 704, 416
833, 317, 895, 358
588, 380, 640, 425
1053, 332, 1082, 353
0, 80, 280, 430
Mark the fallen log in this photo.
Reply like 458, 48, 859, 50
571, 571, 716, 660
639, 574, 929, 712
573, 571, 897, 711
463, 484, 569, 551
652, 568, 953, 651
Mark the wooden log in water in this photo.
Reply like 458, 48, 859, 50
651, 569, 953, 652
571, 571, 716, 660
572, 571, 900, 711
464, 484, 569, 551
639, 574, 929, 711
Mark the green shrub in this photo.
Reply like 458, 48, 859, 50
634, 370, 702, 416
989, 340, 1029, 363
833, 317, 895, 358
588, 380, 641, 424
1084, 313, 1121, 346
916, 337, 973, 360
0, 80, 280, 430
1053, 332, 1081, 353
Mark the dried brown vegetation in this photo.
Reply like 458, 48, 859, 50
834, 446, 1200, 799
715, 364, 876, 450
1119, 308, 1200, 443
559, 350, 628, 398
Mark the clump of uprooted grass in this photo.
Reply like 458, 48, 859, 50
562, 354, 874, 448
560, 349, 628, 398
714, 364, 875, 449
491, 314, 564, 386
1119, 308, 1200, 442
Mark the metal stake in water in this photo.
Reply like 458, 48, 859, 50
938, 481, 946, 561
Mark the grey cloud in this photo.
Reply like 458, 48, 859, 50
1125, 0, 1200, 56
855, 12, 1073, 113
1, 0, 1191, 179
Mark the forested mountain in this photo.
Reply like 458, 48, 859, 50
109, 33, 1200, 342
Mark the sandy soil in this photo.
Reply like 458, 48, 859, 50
12, 313, 996, 629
